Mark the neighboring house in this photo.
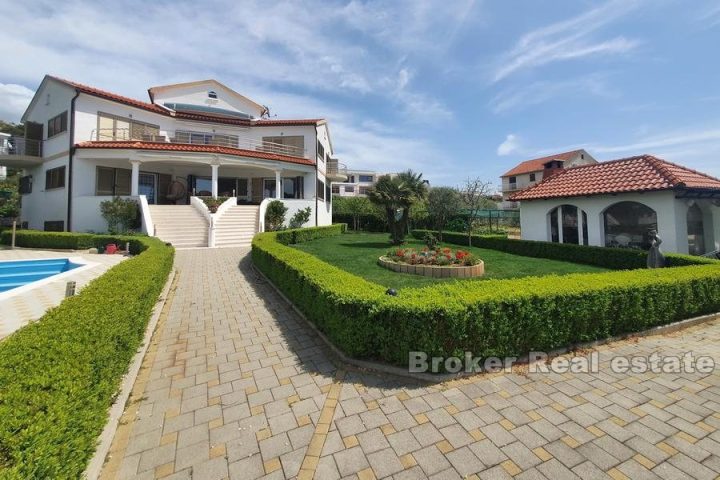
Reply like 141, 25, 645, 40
511, 155, 720, 255
500, 149, 597, 209
332, 169, 381, 197
0, 75, 347, 247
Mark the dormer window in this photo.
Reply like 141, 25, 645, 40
208, 91, 217, 99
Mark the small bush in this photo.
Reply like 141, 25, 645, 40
100, 196, 139, 234
200, 196, 229, 213
0, 231, 173, 478
289, 207, 312, 229
265, 200, 288, 231
275, 224, 346, 245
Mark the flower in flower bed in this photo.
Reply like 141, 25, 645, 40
385, 246, 480, 266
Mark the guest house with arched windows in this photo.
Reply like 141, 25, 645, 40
511, 155, 720, 255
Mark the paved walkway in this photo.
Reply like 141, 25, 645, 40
102, 248, 720, 480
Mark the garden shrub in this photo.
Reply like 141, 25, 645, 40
0, 232, 173, 479
411, 229, 714, 269
275, 224, 346, 245
0, 230, 148, 254
265, 200, 288, 231
253, 226, 720, 369
100, 196, 140, 234
289, 207, 312, 229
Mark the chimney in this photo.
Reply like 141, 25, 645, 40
543, 160, 565, 179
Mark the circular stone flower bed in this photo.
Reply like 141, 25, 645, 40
379, 247, 485, 278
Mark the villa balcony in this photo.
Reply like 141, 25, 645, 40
0, 137, 43, 166
90, 128, 308, 159
500, 180, 538, 194
326, 159, 348, 182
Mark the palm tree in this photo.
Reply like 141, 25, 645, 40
367, 170, 427, 244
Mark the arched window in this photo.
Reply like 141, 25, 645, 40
548, 205, 588, 245
687, 203, 706, 255
603, 201, 657, 249
208, 91, 218, 99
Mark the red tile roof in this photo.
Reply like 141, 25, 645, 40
501, 150, 585, 177
251, 119, 325, 126
74, 141, 315, 166
511, 155, 720, 201
49, 76, 169, 115
48, 76, 323, 128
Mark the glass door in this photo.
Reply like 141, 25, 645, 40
139, 172, 157, 204
237, 178, 251, 203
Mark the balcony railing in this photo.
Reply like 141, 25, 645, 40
326, 159, 349, 181
89, 128, 308, 158
0, 137, 42, 157
500, 180, 538, 193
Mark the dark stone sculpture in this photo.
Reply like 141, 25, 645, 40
647, 229, 665, 268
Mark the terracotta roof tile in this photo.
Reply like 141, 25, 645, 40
48, 76, 169, 115
251, 119, 324, 126
48, 76, 323, 128
502, 150, 585, 177
74, 141, 315, 166
510, 154, 720, 201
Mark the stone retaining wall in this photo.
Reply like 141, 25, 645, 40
378, 256, 485, 278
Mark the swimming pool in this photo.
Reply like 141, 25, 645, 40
0, 258, 82, 293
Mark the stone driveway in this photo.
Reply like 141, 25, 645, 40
101, 248, 720, 480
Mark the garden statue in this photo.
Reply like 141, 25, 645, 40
647, 229, 665, 268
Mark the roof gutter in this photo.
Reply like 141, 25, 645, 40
66, 89, 80, 231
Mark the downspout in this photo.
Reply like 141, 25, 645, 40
314, 125, 318, 227
66, 90, 80, 231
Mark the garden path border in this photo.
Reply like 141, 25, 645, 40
255, 263, 720, 383
84, 268, 177, 480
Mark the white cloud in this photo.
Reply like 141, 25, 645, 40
592, 128, 720, 154
0, 0, 451, 124
0, 83, 35, 122
490, 75, 614, 113
492, 0, 642, 82
497, 134, 522, 156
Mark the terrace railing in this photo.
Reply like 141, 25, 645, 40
89, 128, 308, 158
0, 137, 43, 157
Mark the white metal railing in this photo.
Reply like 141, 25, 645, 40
0, 137, 42, 157
89, 128, 308, 158
500, 180, 538, 193
326, 159, 348, 177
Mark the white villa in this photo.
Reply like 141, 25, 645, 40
512, 155, 720, 255
500, 149, 597, 209
0, 75, 347, 247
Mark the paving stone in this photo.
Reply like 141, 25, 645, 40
228, 453, 265, 480
413, 445, 452, 476
358, 427, 391, 454
470, 439, 509, 467
536, 458, 580, 480
367, 447, 404, 478
446, 445, 484, 476
334, 446, 370, 477
387, 429, 422, 456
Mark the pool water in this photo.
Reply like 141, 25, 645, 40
0, 259, 81, 293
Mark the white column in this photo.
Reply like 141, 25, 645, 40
578, 209, 584, 245
130, 160, 141, 196
275, 170, 282, 199
558, 205, 564, 243
211, 164, 219, 199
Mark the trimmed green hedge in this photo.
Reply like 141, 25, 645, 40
275, 224, 347, 245
0, 231, 174, 478
253, 226, 720, 368
0, 230, 152, 254
411, 229, 714, 270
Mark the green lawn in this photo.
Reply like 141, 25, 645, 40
292, 232, 610, 289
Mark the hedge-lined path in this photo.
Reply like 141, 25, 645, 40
102, 247, 720, 480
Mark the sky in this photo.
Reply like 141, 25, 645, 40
1, 0, 720, 187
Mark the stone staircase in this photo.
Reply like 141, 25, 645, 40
148, 205, 208, 248
214, 205, 259, 248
